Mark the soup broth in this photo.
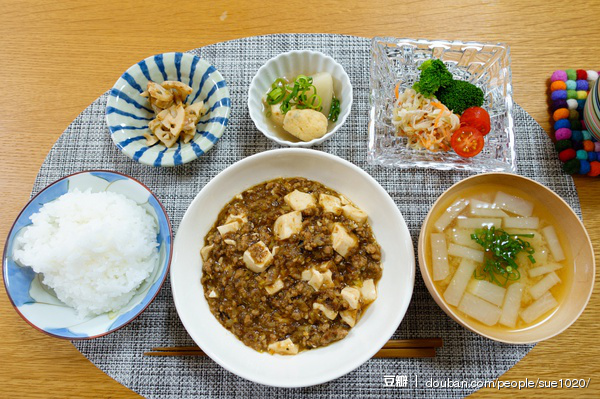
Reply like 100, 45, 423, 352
426, 183, 572, 331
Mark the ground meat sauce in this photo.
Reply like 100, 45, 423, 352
201, 177, 382, 354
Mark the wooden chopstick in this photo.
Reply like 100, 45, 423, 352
145, 338, 442, 358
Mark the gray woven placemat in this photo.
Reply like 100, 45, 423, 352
32, 34, 580, 398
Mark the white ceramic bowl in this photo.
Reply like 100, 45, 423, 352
248, 50, 353, 147
3, 171, 172, 339
171, 148, 414, 387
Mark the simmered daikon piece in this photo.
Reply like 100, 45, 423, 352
450, 229, 481, 249
456, 217, 502, 229
434, 199, 469, 232
494, 191, 534, 217
520, 291, 558, 324
528, 262, 562, 278
458, 292, 502, 326
469, 199, 508, 217
447, 243, 484, 263
503, 217, 539, 229
443, 259, 476, 306
541, 225, 565, 262
467, 280, 507, 306
431, 233, 450, 281
499, 282, 523, 328
529, 272, 561, 300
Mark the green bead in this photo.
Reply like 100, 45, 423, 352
563, 158, 580, 174
582, 130, 592, 140
569, 109, 579, 120
566, 69, 577, 80
571, 120, 582, 130
555, 140, 572, 152
567, 90, 577, 99
576, 149, 588, 160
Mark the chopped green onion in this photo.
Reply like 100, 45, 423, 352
470, 226, 535, 287
264, 75, 329, 115
328, 97, 341, 122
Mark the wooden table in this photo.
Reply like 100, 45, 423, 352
1, 1, 598, 397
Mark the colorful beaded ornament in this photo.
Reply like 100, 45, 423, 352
549, 69, 600, 176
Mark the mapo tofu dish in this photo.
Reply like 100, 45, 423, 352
200, 177, 382, 355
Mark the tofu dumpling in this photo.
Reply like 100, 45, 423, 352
283, 109, 328, 142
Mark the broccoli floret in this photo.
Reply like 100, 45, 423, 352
435, 80, 484, 114
412, 59, 453, 98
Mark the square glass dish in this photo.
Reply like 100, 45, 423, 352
368, 37, 515, 172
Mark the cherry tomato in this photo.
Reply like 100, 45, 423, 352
451, 126, 485, 158
460, 106, 491, 135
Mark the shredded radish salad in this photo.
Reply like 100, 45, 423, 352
392, 88, 460, 152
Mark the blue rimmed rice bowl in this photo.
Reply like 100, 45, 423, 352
106, 52, 230, 167
2, 171, 172, 339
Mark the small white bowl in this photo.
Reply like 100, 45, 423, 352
248, 50, 353, 147
171, 148, 414, 387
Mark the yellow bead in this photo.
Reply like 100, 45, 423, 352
576, 90, 588, 100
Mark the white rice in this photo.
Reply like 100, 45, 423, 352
13, 189, 159, 317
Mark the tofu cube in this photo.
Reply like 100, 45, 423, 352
332, 223, 358, 257
265, 279, 284, 295
313, 302, 338, 320
284, 190, 316, 211
341, 286, 361, 309
301, 268, 325, 290
217, 221, 240, 237
268, 338, 299, 355
243, 241, 273, 273
321, 269, 334, 288
226, 213, 248, 225
200, 244, 214, 261
360, 279, 377, 302
319, 193, 342, 214
342, 204, 368, 224
274, 211, 303, 240
308, 269, 324, 290
340, 309, 357, 327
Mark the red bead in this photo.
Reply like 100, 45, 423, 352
589, 161, 600, 177
559, 148, 576, 162
576, 69, 587, 80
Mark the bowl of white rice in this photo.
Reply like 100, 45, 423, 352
2, 170, 172, 339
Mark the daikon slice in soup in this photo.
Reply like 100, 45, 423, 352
426, 184, 572, 331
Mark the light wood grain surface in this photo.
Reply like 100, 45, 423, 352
1, 0, 598, 397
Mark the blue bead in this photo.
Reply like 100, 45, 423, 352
555, 119, 571, 130
577, 99, 587, 111
576, 80, 589, 91
572, 130, 583, 141
579, 159, 591, 174
576, 150, 588, 160
588, 152, 597, 162
566, 80, 577, 90
551, 90, 567, 100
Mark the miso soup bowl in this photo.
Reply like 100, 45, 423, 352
418, 173, 595, 344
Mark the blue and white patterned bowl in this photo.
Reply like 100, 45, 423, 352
106, 52, 230, 167
2, 171, 172, 339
